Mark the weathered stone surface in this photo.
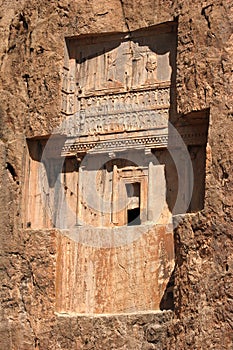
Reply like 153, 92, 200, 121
0, 1, 232, 349
52, 310, 173, 350
56, 226, 174, 314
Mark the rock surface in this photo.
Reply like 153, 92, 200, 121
0, 0, 232, 349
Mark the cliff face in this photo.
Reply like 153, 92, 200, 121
0, 1, 232, 349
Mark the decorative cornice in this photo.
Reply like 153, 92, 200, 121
61, 130, 207, 156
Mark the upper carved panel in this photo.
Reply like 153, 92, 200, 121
66, 25, 176, 96
61, 23, 177, 138
76, 40, 160, 95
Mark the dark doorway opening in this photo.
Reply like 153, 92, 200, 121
125, 182, 141, 226
127, 208, 141, 226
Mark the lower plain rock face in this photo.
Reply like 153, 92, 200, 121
0, 1, 232, 349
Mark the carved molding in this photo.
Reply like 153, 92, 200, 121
61, 130, 207, 156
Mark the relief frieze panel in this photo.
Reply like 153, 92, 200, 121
77, 87, 170, 116
61, 87, 170, 136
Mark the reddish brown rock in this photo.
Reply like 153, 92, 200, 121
0, 1, 232, 349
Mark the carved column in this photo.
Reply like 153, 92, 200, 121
147, 163, 166, 223
76, 165, 83, 226
111, 164, 118, 225
147, 161, 154, 221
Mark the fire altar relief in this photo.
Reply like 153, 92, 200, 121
24, 23, 209, 314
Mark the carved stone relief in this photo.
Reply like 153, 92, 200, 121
74, 39, 170, 96
61, 87, 170, 136
61, 26, 176, 142
74, 31, 174, 93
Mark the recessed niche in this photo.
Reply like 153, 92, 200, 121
23, 21, 210, 315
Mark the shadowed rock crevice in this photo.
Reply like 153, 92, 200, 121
6, 162, 18, 183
